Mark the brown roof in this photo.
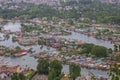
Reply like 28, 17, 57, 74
75, 41, 84, 45
115, 52, 120, 55
0, 65, 20, 74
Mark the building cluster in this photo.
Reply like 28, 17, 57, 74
100, 0, 120, 4
0, 0, 120, 5
0, 0, 61, 6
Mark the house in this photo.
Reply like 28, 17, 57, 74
75, 41, 84, 45
115, 52, 120, 56
52, 43, 61, 48
0, 51, 4, 56
0, 73, 9, 80
0, 65, 21, 74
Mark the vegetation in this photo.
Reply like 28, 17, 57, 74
49, 60, 63, 77
0, 1, 120, 24
21, 24, 43, 32
91, 46, 107, 57
109, 63, 120, 80
77, 43, 109, 57
11, 72, 26, 80
0, 4, 59, 19
62, 0, 120, 24
5, 46, 22, 55
114, 44, 118, 52
80, 43, 94, 54
10, 59, 120, 80
69, 64, 81, 80
36, 59, 63, 80
26, 70, 35, 80
37, 59, 49, 75
48, 69, 57, 80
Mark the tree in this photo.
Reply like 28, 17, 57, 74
19, 73, 26, 80
37, 59, 49, 75
69, 64, 81, 80
11, 73, 26, 80
107, 48, 113, 54
68, 20, 74, 25
114, 44, 118, 52
15, 46, 22, 53
50, 60, 62, 77
11, 73, 18, 80
109, 63, 120, 80
119, 45, 120, 51
80, 43, 94, 54
91, 46, 107, 57
48, 69, 56, 80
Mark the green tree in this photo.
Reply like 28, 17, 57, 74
109, 63, 120, 80
68, 20, 74, 25
15, 46, 22, 53
91, 46, 107, 57
69, 64, 81, 80
114, 44, 118, 52
37, 59, 49, 75
118, 45, 120, 51
11, 73, 18, 80
11, 73, 26, 80
81, 43, 94, 54
48, 69, 56, 80
107, 48, 113, 55
50, 60, 62, 77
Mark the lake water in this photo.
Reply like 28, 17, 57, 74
0, 22, 110, 78
59, 31, 114, 49
4, 22, 21, 32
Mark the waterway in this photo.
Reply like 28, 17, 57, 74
0, 22, 111, 78
0, 22, 55, 70
59, 31, 114, 49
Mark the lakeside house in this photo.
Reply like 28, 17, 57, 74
0, 65, 21, 74
13, 37, 38, 46
0, 51, 4, 56
115, 52, 120, 55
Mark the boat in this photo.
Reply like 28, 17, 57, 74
14, 50, 28, 57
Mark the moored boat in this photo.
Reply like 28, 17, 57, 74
14, 50, 28, 57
